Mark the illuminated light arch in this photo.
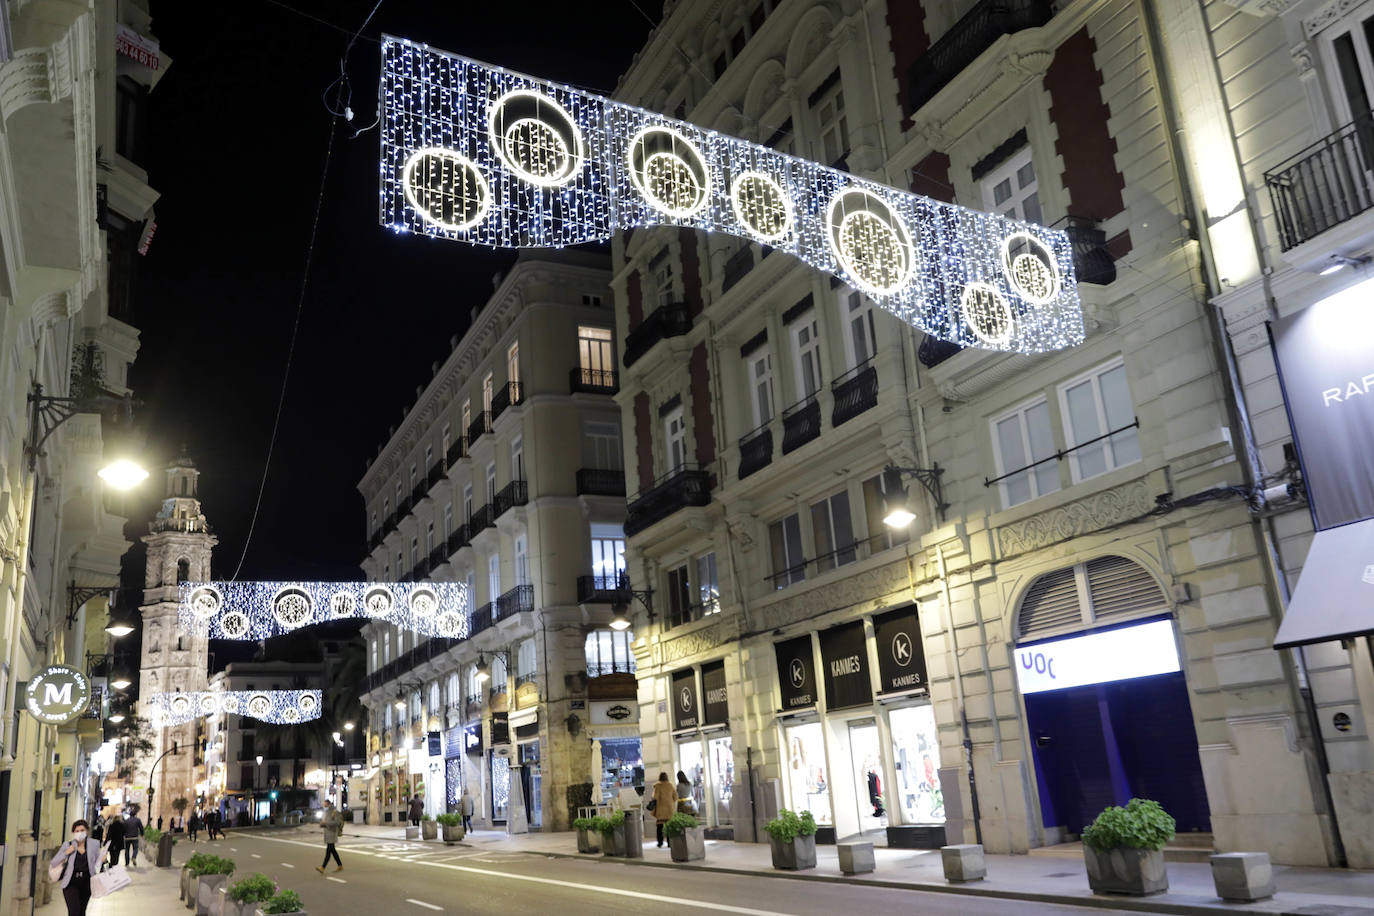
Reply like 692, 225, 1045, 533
730, 171, 793, 242
145, 689, 323, 727
379, 38, 1084, 355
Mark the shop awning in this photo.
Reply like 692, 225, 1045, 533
1274, 516, 1374, 649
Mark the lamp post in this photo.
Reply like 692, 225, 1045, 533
147, 742, 180, 830
255, 754, 263, 825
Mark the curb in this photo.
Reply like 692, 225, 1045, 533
502, 847, 1355, 916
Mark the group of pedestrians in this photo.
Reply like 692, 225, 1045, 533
185, 809, 226, 842
650, 770, 698, 847
48, 808, 147, 916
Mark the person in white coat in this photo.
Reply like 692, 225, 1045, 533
48, 819, 106, 915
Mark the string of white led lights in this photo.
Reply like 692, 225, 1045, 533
144, 689, 323, 726
177, 581, 470, 641
378, 37, 1084, 355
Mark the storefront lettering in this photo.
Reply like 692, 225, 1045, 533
705, 687, 727, 704
889, 671, 922, 688
1021, 651, 1056, 680
830, 655, 863, 677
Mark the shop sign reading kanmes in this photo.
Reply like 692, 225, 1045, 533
25, 665, 92, 724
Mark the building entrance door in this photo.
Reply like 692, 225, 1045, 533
490, 752, 510, 825
519, 741, 541, 828
847, 721, 887, 836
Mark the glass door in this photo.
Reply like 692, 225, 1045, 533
707, 734, 734, 826
519, 741, 541, 828
490, 752, 510, 824
676, 737, 706, 818
887, 705, 944, 824
848, 721, 887, 835
783, 721, 832, 827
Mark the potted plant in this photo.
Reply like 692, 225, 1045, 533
256, 888, 305, 916
664, 812, 704, 862
593, 813, 625, 857
221, 873, 275, 916
572, 817, 601, 854
190, 855, 236, 915
181, 852, 207, 902
435, 813, 465, 844
420, 813, 438, 841
1081, 798, 1175, 896
764, 809, 817, 870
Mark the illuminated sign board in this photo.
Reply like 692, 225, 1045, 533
1014, 619, 1180, 694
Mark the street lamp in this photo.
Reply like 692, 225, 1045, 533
880, 465, 949, 528
25, 381, 146, 480
343, 722, 354, 731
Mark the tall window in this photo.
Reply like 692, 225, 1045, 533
811, 75, 849, 167
384, 705, 392, 731
426, 522, 435, 558
409, 464, 417, 493
491, 654, 507, 693
463, 484, 473, 523
465, 571, 476, 608
395, 481, 403, 508
429, 682, 440, 716
442, 424, 451, 465
1059, 358, 1139, 482
444, 503, 453, 539
652, 249, 674, 307
578, 326, 614, 384
769, 513, 806, 588
462, 399, 472, 432
410, 537, 419, 571
446, 672, 460, 709
517, 638, 536, 682
585, 421, 622, 470
514, 534, 529, 586
482, 374, 494, 414
383, 498, 390, 521
666, 564, 692, 627
485, 462, 497, 504
992, 398, 1059, 508
696, 552, 719, 613
982, 146, 1041, 225
465, 664, 481, 704
792, 317, 823, 399
590, 523, 626, 586
664, 405, 687, 472
511, 436, 524, 481
488, 552, 501, 601
840, 290, 877, 370
383, 631, 391, 664
425, 445, 433, 471
370, 639, 378, 672
507, 341, 520, 387
862, 472, 910, 551
811, 491, 856, 572
585, 629, 635, 674
371, 511, 377, 534
749, 349, 776, 426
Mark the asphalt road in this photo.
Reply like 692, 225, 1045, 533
199, 828, 1169, 915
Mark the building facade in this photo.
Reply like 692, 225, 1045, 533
609, 0, 1353, 866
0, 2, 166, 911
358, 250, 636, 832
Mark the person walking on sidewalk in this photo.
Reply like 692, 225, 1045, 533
651, 772, 677, 848
675, 770, 695, 815
103, 814, 125, 870
122, 810, 143, 867
460, 789, 474, 832
49, 819, 106, 916
188, 811, 201, 843
407, 794, 424, 827
316, 799, 344, 874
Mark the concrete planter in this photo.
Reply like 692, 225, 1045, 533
404, 826, 420, 840
441, 824, 465, 845
215, 887, 259, 916
421, 820, 438, 841
575, 828, 600, 853
254, 910, 306, 916
1083, 845, 1169, 896
181, 866, 194, 902
768, 834, 817, 870
600, 824, 627, 857
196, 874, 230, 915
1210, 852, 1275, 901
940, 844, 986, 882
668, 826, 705, 862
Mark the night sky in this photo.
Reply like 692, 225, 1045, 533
125, 1, 661, 588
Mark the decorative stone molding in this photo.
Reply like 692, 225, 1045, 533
1306, 0, 1364, 37
996, 477, 1155, 555
31, 290, 74, 326
1290, 42, 1315, 75
754, 559, 909, 632
1224, 0, 1303, 16
658, 616, 736, 663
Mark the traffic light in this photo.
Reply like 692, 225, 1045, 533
269, 791, 278, 801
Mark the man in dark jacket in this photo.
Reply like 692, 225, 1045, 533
104, 815, 126, 870
407, 795, 424, 827
123, 810, 144, 866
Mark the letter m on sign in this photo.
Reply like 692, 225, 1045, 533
43, 682, 72, 708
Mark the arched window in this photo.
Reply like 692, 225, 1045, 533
383, 632, 391, 664
447, 672, 461, 708
411, 691, 422, 720
384, 705, 392, 730
428, 681, 440, 716
1018, 555, 1168, 640
177, 558, 190, 583
490, 655, 507, 692
465, 664, 480, 704
370, 639, 378, 672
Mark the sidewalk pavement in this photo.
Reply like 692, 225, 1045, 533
340, 822, 1374, 916
36, 841, 189, 916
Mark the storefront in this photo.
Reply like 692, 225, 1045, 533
443, 725, 464, 813
668, 662, 735, 830
588, 701, 643, 803
510, 706, 542, 828
489, 712, 509, 825
772, 605, 944, 846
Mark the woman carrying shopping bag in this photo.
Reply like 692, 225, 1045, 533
48, 820, 105, 915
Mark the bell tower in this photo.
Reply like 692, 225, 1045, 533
137, 452, 216, 823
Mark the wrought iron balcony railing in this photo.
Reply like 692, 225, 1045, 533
918, 337, 962, 369
491, 381, 524, 420
494, 480, 528, 517
738, 424, 773, 479
906, 0, 1054, 116
623, 302, 691, 368
470, 601, 494, 635
410, 481, 427, 507
576, 467, 626, 496
446, 523, 470, 555
625, 465, 711, 537
496, 583, 534, 620
586, 660, 637, 677
1051, 214, 1116, 285
469, 504, 495, 533
426, 463, 444, 490
722, 245, 755, 293
428, 545, 447, 569
1266, 114, 1374, 250
780, 396, 821, 455
577, 572, 630, 604
570, 367, 618, 395
445, 435, 468, 468
467, 411, 492, 444
831, 360, 878, 426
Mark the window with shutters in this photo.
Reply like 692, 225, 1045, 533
1058, 358, 1139, 482
1017, 555, 1169, 641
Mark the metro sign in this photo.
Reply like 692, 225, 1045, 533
25, 665, 92, 725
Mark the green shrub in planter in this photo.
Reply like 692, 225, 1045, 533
434, 813, 464, 843
664, 812, 704, 862
261, 889, 304, 914
763, 809, 816, 843
596, 812, 627, 857
228, 874, 276, 904
764, 809, 817, 870
189, 854, 236, 876
434, 813, 461, 826
572, 817, 601, 854
1081, 798, 1175, 896
663, 812, 698, 838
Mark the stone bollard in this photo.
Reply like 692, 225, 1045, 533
837, 841, 875, 875
1210, 852, 1275, 902
941, 844, 987, 883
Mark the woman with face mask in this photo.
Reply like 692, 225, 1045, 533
48, 819, 105, 915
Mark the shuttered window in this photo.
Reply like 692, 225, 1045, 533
1018, 555, 1168, 640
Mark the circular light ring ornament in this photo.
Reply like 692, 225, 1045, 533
402, 148, 490, 232
999, 231, 1061, 305
960, 282, 1016, 348
364, 585, 395, 616
330, 591, 357, 619
188, 585, 222, 620
220, 611, 250, 639
272, 586, 313, 629
730, 171, 793, 242
628, 126, 710, 218
437, 611, 464, 638
282, 706, 301, 723
170, 694, 193, 717
221, 695, 241, 715
246, 694, 272, 719
826, 188, 915, 295
198, 694, 220, 716
298, 693, 320, 716
488, 90, 585, 187
409, 585, 439, 619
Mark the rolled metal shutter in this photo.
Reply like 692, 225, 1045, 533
1017, 566, 1082, 639
1086, 555, 1167, 621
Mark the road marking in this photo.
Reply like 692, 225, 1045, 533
230, 847, 237, 851
281, 863, 294, 868
248, 835, 792, 915
250, 853, 261, 858
326, 876, 346, 884
406, 901, 442, 911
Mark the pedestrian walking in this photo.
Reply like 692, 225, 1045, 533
407, 794, 424, 827
90, 815, 104, 844
205, 810, 217, 840
48, 819, 105, 915
103, 814, 125, 870
315, 799, 344, 874
676, 770, 695, 815
651, 772, 677, 848
188, 812, 201, 842
122, 810, 143, 867
459, 789, 474, 832
156, 815, 163, 832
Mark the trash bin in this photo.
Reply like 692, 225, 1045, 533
156, 833, 174, 868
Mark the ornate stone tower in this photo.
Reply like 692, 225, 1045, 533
137, 453, 216, 822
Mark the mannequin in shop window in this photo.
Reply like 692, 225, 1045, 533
867, 767, 884, 818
